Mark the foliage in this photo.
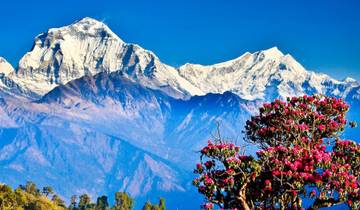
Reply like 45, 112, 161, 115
95, 196, 109, 210
0, 182, 66, 210
193, 95, 360, 210
0, 182, 165, 210
111, 192, 133, 210
141, 198, 166, 210
142, 201, 152, 210
42, 186, 54, 197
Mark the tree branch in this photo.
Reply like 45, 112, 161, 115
309, 197, 344, 210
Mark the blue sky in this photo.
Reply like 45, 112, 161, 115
1, 0, 359, 80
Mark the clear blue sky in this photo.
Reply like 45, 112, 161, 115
1, 0, 359, 80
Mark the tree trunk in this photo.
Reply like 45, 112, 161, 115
309, 198, 342, 210
238, 196, 250, 210
237, 183, 250, 210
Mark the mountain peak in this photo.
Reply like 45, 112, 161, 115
261, 46, 284, 59
77, 17, 103, 24
11, 17, 126, 97
0, 57, 15, 76
52, 17, 123, 41
343, 77, 357, 84
72, 17, 108, 30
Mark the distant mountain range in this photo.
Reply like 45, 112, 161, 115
0, 17, 359, 209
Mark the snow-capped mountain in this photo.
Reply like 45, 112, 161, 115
178, 47, 358, 100
2, 17, 359, 102
7, 17, 203, 98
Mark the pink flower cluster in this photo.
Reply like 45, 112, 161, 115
246, 95, 349, 146
201, 140, 239, 157
195, 96, 359, 209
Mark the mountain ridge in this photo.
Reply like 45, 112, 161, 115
0, 73, 251, 208
178, 47, 358, 100
0, 17, 358, 102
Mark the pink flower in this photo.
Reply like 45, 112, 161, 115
256, 150, 265, 156
204, 202, 213, 209
226, 168, 235, 175
204, 177, 214, 185
205, 161, 213, 168
301, 137, 308, 143
226, 157, 240, 164
276, 145, 288, 153
318, 124, 326, 132
300, 172, 310, 180
272, 170, 281, 176
201, 147, 209, 154
323, 169, 332, 178
263, 103, 271, 109
300, 103, 307, 109
263, 186, 272, 192
351, 182, 358, 188
299, 123, 309, 131
229, 177, 234, 185
332, 180, 340, 187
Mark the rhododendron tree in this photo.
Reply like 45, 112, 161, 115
193, 95, 360, 210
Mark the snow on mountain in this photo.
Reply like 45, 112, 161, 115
1, 17, 358, 102
7, 17, 203, 98
0, 57, 31, 97
178, 47, 358, 100
0, 57, 15, 76
0, 57, 14, 91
